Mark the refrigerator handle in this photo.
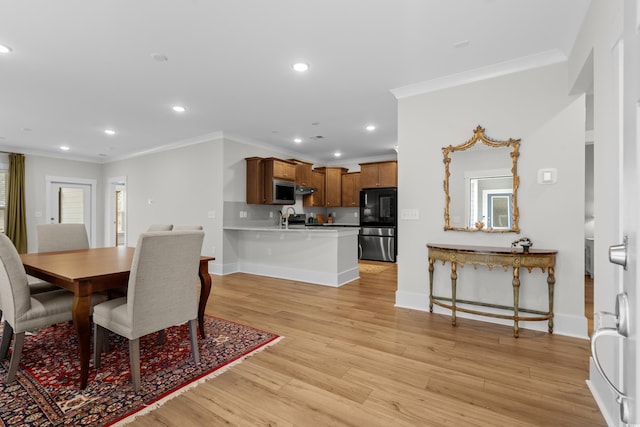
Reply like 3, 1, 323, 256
364, 193, 368, 206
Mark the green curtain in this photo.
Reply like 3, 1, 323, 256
6, 153, 27, 253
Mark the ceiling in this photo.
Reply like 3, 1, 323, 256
0, 0, 591, 164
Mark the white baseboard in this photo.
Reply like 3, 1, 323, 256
395, 290, 589, 339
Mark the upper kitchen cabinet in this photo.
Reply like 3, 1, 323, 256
341, 172, 361, 207
289, 159, 313, 186
316, 167, 348, 207
359, 160, 397, 188
304, 169, 325, 207
245, 157, 265, 204
265, 157, 296, 181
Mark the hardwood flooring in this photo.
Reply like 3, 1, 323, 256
130, 262, 605, 426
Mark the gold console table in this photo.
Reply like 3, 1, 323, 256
427, 243, 557, 337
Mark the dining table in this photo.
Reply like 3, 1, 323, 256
20, 246, 215, 389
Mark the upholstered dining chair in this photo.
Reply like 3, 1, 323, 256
93, 230, 204, 392
147, 224, 173, 231
36, 223, 90, 253
0, 233, 97, 382
172, 225, 203, 231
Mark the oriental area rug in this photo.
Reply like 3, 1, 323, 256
0, 316, 281, 426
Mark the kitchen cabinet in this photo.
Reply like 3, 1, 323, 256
360, 161, 397, 188
245, 157, 265, 204
265, 158, 296, 181
289, 159, 313, 186
304, 170, 325, 207
341, 172, 360, 207
316, 167, 347, 207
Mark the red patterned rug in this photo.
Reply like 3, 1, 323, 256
0, 316, 281, 426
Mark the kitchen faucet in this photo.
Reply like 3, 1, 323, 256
285, 207, 296, 228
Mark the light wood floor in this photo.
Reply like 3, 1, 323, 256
131, 262, 605, 426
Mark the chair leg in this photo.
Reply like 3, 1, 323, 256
93, 324, 103, 368
188, 319, 200, 363
157, 329, 165, 345
129, 338, 141, 392
6, 332, 25, 382
0, 321, 14, 360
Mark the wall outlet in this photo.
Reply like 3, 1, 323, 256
401, 209, 420, 220
354, 212, 358, 218
269, 212, 273, 218
207, 210, 216, 219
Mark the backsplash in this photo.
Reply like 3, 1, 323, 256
223, 200, 358, 227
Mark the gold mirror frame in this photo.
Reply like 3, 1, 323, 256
443, 125, 520, 233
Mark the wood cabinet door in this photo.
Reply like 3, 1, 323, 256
325, 168, 345, 207
272, 159, 296, 180
245, 157, 265, 204
304, 170, 325, 206
292, 161, 312, 186
359, 164, 379, 189
341, 172, 360, 207
377, 162, 397, 187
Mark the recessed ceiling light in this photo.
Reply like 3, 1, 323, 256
365, 125, 376, 132
151, 53, 168, 62
334, 152, 342, 157
293, 62, 309, 72
60, 145, 70, 151
172, 105, 186, 113
294, 138, 302, 143
453, 40, 470, 48
104, 129, 116, 136
0, 44, 12, 54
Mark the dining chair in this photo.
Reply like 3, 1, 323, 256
36, 223, 90, 253
0, 234, 102, 382
172, 225, 203, 231
93, 230, 204, 391
147, 224, 173, 231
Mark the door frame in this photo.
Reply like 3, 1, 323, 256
45, 176, 97, 247
107, 176, 127, 247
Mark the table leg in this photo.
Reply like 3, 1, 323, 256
512, 266, 520, 338
198, 260, 212, 338
450, 262, 457, 326
548, 266, 555, 333
428, 258, 435, 312
72, 290, 92, 389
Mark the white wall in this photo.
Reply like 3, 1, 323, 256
395, 62, 587, 337
102, 139, 224, 270
24, 155, 103, 252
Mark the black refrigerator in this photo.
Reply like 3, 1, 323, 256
359, 187, 397, 262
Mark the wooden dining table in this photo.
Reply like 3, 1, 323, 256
20, 246, 215, 389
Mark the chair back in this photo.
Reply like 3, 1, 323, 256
173, 225, 203, 231
127, 231, 204, 336
147, 224, 173, 231
0, 234, 32, 324
37, 223, 89, 252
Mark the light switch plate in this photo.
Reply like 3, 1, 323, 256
537, 168, 557, 184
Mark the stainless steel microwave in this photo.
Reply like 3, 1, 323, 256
272, 179, 295, 204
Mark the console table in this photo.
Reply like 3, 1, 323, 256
427, 243, 557, 337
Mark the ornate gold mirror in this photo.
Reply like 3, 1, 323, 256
443, 125, 520, 233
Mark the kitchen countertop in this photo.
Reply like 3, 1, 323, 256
223, 224, 359, 234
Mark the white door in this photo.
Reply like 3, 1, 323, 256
592, 2, 640, 424
46, 176, 97, 247
619, 0, 640, 421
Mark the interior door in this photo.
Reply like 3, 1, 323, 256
46, 176, 96, 247
592, 3, 640, 424
619, 1, 640, 421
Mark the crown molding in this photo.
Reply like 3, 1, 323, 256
391, 49, 567, 99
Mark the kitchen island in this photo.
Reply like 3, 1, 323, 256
223, 225, 360, 286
